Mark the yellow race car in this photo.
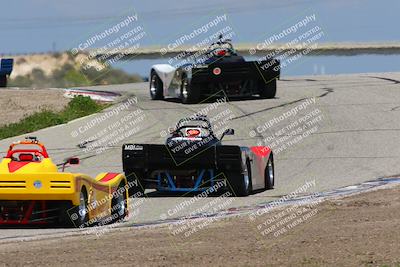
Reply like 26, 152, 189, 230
0, 137, 129, 227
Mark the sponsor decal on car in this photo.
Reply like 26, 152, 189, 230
124, 144, 144, 151
213, 67, 221, 75
33, 180, 42, 189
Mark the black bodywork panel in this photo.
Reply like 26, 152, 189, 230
122, 144, 243, 173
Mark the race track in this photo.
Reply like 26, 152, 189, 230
1, 72, 400, 241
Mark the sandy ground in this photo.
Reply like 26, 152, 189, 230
0, 185, 399, 267
0, 89, 69, 126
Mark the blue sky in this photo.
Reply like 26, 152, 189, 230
1, 0, 399, 53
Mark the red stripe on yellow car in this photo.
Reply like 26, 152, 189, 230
75, 177, 110, 193
99, 173, 120, 183
8, 162, 32, 173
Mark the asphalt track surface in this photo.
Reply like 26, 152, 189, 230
1, 72, 400, 241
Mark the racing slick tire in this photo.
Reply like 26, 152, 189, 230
150, 71, 164, 100
61, 188, 89, 228
181, 76, 200, 104
265, 155, 275, 190
227, 159, 253, 197
0, 75, 6, 87
259, 78, 277, 99
75, 189, 90, 227
126, 171, 145, 197
111, 182, 128, 223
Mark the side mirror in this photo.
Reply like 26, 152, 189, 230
220, 128, 235, 141
67, 157, 80, 165
62, 157, 80, 172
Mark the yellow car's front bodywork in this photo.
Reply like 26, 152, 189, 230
0, 140, 129, 227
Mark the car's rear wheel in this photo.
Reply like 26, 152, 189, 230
150, 71, 164, 100
126, 171, 145, 197
259, 78, 277, 99
265, 155, 275, 190
181, 76, 200, 104
111, 183, 128, 223
228, 159, 252, 197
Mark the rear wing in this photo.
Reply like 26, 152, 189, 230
122, 143, 244, 171
191, 58, 280, 83
0, 58, 13, 75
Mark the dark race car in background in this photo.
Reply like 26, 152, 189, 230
122, 115, 275, 197
0, 58, 13, 87
149, 36, 280, 104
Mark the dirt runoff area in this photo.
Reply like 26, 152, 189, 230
0, 89, 69, 126
1, 185, 400, 267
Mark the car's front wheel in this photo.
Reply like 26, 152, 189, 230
228, 159, 252, 197
76, 189, 89, 227
150, 71, 164, 100
265, 155, 275, 190
59, 188, 89, 228
181, 76, 200, 104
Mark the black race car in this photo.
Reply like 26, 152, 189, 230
0, 58, 13, 87
122, 115, 275, 197
149, 36, 280, 104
